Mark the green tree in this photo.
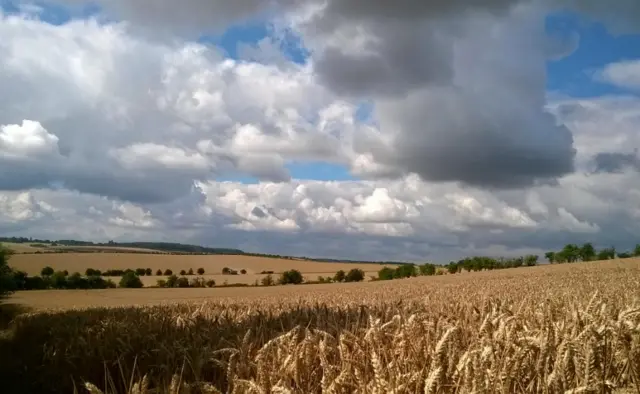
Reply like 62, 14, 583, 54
166, 274, 178, 288
560, 244, 581, 263
176, 277, 190, 288
334, 270, 346, 283
197, 267, 205, 275
67, 272, 89, 289
597, 247, 616, 261
279, 269, 303, 285
0, 244, 16, 297
145, 268, 152, 276
634, 244, 640, 257
86, 268, 102, 277
524, 255, 538, 267
419, 263, 436, 276
345, 268, 365, 282
41, 266, 54, 276
394, 264, 417, 279
155, 269, 163, 276
378, 267, 395, 280
163, 269, 173, 276
11, 270, 27, 290
580, 243, 596, 262
119, 272, 143, 288
544, 252, 555, 263
187, 268, 194, 276
446, 262, 460, 274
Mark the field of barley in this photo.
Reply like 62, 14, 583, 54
8, 253, 390, 286
1, 259, 640, 393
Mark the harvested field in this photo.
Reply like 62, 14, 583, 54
2, 259, 640, 393
9, 252, 393, 279
1, 242, 49, 253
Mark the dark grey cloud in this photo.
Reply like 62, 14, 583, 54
347, 6, 576, 188
312, 22, 454, 97
593, 151, 640, 173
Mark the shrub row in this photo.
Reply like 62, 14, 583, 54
64, 267, 208, 277
222, 267, 247, 275
156, 275, 215, 288
12, 270, 117, 290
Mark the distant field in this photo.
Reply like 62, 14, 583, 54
2, 242, 49, 253
4, 243, 165, 254
8, 252, 395, 285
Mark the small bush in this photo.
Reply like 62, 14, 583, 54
261, 274, 274, 286
25, 275, 49, 290
205, 279, 216, 288
163, 269, 173, 276
103, 269, 125, 277
145, 268, 152, 276
135, 268, 146, 276
197, 268, 205, 275
41, 266, 54, 276
156, 279, 167, 288
51, 271, 68, 289
345, 268, 365, 283
155, 269, 163, 276
176, 277, 190, 288
240, 269, 247, 275
334, 270, 346, 283
166, 274, 178, 288
393, 264, 417, 279
119, 272, 143, 288
419, 264, 436, 276
67, 272, 89, 289
222, 267, 238, 275
378, 267, 395, 281
87, 275, 111, 289
187, 268, 194, 276
279, 270, 303, 285
179, 270, 187, 276
190, 277, 206, 288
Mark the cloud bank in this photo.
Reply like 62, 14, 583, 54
0, 1, 640, 260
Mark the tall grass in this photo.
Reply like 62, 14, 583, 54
1, 260, 639, 393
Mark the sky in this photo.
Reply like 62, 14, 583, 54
1, 0, 640, 262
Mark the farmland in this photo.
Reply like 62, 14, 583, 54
2, 258, 640, 393
7, 252, 391, 287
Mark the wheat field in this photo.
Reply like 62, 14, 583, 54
2, 259, 640, 393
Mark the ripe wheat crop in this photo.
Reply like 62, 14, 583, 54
1, 259, 640, 393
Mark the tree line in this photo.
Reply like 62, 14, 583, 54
544, 242, 640, 263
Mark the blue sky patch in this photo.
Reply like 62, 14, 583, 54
286, 161, 357, 181
546, 11, 640, 97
